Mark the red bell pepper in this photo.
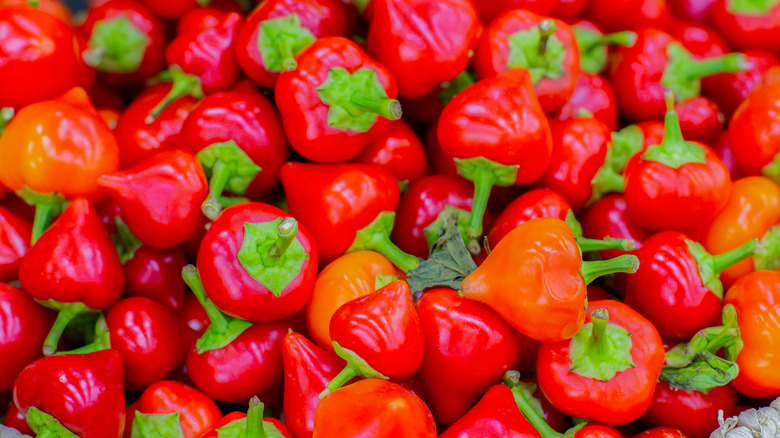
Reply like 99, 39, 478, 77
275, 36, 401, 163
0, 206, 31, 282
126, 380, 221, 438
200, 396, 294, 438
641, 381, 738, 438
554, 73, 619, 131
710, 0, 780, 52
350, 119, 429, 186
728, 80, 780, 183
584, 0, 669, 32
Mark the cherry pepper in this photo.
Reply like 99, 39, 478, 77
728, 80, 780, 183
366, 0, 478, 98
437, 68, 553, 253
196, 202, 318, 321
623, 95, 731, 235
126, 380, 221, 438
624, 232, 756, 341
313, 379, 437, 438
572, 20, 636, 75
275, 36, 401, 163
554, 73, 620, 131
473, 11, 580, 114
18, 198, 124, 356
200, 396, 294, 438
98, 149, 209, 250
536, 300, 665, 425
609, 28, 745, 122
235, 0, 350, 89
710, 0, 780, 52
0, 87, 120, 243
281, 162, 419, 272
320, 280, 424, 397
350, 119, 430, 187
13, 350, 125, 437
0, 206, 31, 282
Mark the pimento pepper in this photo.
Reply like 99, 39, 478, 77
200, 396, 294, 438
623, 95, 731, 234
641, 381, 738, 438
123, 244, 189, 312
554, 73, 619, 131
313, 379, 437, 438
572, 20, 636, 75
126, 380, 221, 438
437, 68, 553, 253
584, 0, 669, 32
0, 206, 31, 282
487, 189, 574, 248
13, 350, 125, 437
196, 202, 317, 321
281, 162, 419, 271
728, 80, 780, 183
710, 0, 780, 52
79, 0, 166, 84
350, 119, 429, 186
474, 11, 580, 113
536, 300, 665, 424
703, 50, 780, 119
674, 96, 723, 145
18, 198, 124, 356
235, 0, 350, 89
609, 28, 745, 122
275, 36, 401, 163
0, 88, 120, 242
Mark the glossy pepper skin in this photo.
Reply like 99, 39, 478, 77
584, 0, 669, 32
18, 198, 124, 356
126, 380, 221, 438
554, 73, 619, 131
200, 397, 294, 438
13, 350, 125, 438
124, 245, 188, 313
235, 0, 350, 89
0, 284, 54, 393
641, 381, 738, 438
439, 384, 542, 438
350, 119, 430, 186
313, 379, 437, 438
98, 149, 209, 250
275, 36, 401, 163
537, 300, 665, 425
0, 6, 81, 109
703, 50, 780, 119
197, 202, 318, 321
281, 162, 419, 271
728, 80, 780, 182
580, 194, 652, 262
366, 0, 478, 98
710, 0, 780, 52
487, 189, 573, 249
416, 287, 525, 425
0, 206, 31, 282
474, 10, 580, 114
473, 0, 558, 24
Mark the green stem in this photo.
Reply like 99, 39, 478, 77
268, 218, 298, 258
37, 430, 58, 438
181, 265, 229, 333
146, 67, 204, 124
42, 310, 78, 356
202, 160, 234, 220
351, 94, 402, 121
505, 371, 562, 438
320, 366, 358, 399
32, 203, 57, 244
274, 35, 298, 72
27, 0, 39, 5
580, 254, 640, 285
663, 93, 684, 145
538, 20, 556, 55
219, 196, 249, 208
114, 217, 142, 264
465, 170, 495, 255
246, 396, 266, 438
712, 238, 757, 273
577, 237, 634, 252
589, 308, 609, 354
373, 235, 420, 273
596, 31, 636, 47
680, 53, 745, 80
0, 107, 13, 136
351, 0, 371, 13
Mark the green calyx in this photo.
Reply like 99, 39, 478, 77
146, 65, 205, 124
181, 265, 252, 354
197, 140, 262, 220
439, 70, 476, 106
16, 187, 68, 245
316, 67, 402, 133
26, 407, 78, 438
0, 106, 14, 136
579, 254, 640, 285
347, 211, 420, 273
661, 43, 746, 101
755, 225, 780, 271
57, 314, 111, 355
35, 300, 95, 356
319, 341, 388, 399
569, 308, 635, 381
686, 238, 756, 301
83, 15, 148, 74
577, 236, 635, 253
642, 94, 707, 169
574, 25, 636, 74
504, 371, 567, 438
237, 218, 308, 297
351, 0, 371, 13
423, 205, 472, 252
761, 151, 780, 185
454, 156, 519, 255
112, 217, 142, 264
589, 125, 644, 205
216, 397, 285, 438
257, 13, 315, 73
375, 274, 399, 290
727, 0, 780, 15
131, 412, 185, 438
507, 19, 567, 84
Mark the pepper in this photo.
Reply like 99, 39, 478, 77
13, 350, 125, 437
710, 0, 780, 52
728, 80, 780, 183
536, 300, 665, 424
3, 402, 33, 436
473, 0, 558, 24
630, 427, 689, 438
572, 20, 636, 75
18, 198, 124, 356
0, 87, 120, 243
126, 380, 221, 438
641, 381, 738, 438
554, 73, 619, 131
674, 96, 723, 145
474, 12, 580, 113
487, 189, 574, 248
437, 68, 553, 253
123, 244, 189, 313
350, 119, 430, 187
584, 0, 669, 32
0, 206, 31, 282
275, 36, 401, 163
138, 0, 198, 19
666, 19, 729, 60
668, 0, 716, 22
196, 202, 318, 321
313, 379, 437, 438
703, 50, 780, 119
200, 396, 294, 438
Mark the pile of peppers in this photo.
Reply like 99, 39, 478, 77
1, 0, 780, 437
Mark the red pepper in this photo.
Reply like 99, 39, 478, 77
584, 0, 669, 32
473, 0, 558, 27
474, 11, 580, 114
236, 0, 350, 89
609, 28, 744, 122
711, 132, 744, 179
275, 36, 401, 163
182, 292, 210, 339
674, 96, 723, 145
666, 20, 728, 60
572, 20, 636, 76
416, 287, 526, 425
200, 396, 294, 438
536, 300, 665, 424
350, 119, 429, 186
554, 73, 619, 131
0, 6, 81, 109
126, 380, 221, 438
0, 206, 30, 282
710, 0, 780, 52
322, 280, 424, 395
703, 50, 780, 119
554, 0, 590, 19
197, 202, 318, 321
630, 427, 689, 438
313, 379, 437, 438
437, 68, 552, 253
281, 162, 419, 271
641, 381, 738, 438
3, 402, 33, 435
282, 331, 348, 438
728, 80, 780, 182
487, 189, 573, 248
98, 149, 209, 250
623, 96, 731, 235
18, 198, 124, 356
124, 244, 189, 313
668, 0, 716, 22
138, 0, 198, 19
13, 350, 125, 437
0, 284, 54, 393
79, 0, 166, 84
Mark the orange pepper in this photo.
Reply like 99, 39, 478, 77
703, 176, 780, 287
305, 250, 403, 351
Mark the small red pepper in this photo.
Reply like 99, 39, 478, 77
584, 0, 669, 32
0, 206, 31, 282
138, 0, 198, 19
674, 96, 723, 145
728, 80, 780, 183
473, 0, 558, 25
123, 244, 189, 313
200, 396, 294, 438
710, 0, 780, 52
666, 19, 729, 60
350, 119, 429, 186
554, 73, 619, 131
126, 380, 221, 438
703, 50, 780, 119
641, 381, 738, 438
631, 428, 689, 438
572, 20, 636, 75
487, 189, 574, 248
3, 402, 33, 435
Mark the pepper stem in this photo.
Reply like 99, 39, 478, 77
32, 203, 57, 244
466, 170, 494, 255
580, 254, 640, 285
680, 53, 745, 80
274, 35, 298, 72
595, 31, 637, 47
351, 93, 402, 121
577, 236, 635, 252
268, 218, 298, 257
181, 265, 229, 333
589, 308, 609, 354
0, 107, 13, 136
146, 66, 204, 124
202, 160, 234, 220
713, 238, 757, 273
27, 0, 38, 5
246, 396, 266, 438
373, 235, 420, 273
538, 20, 556, 55
504, 371, 563, 438
320, 366, 358, 399
42, 310, 78, 356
